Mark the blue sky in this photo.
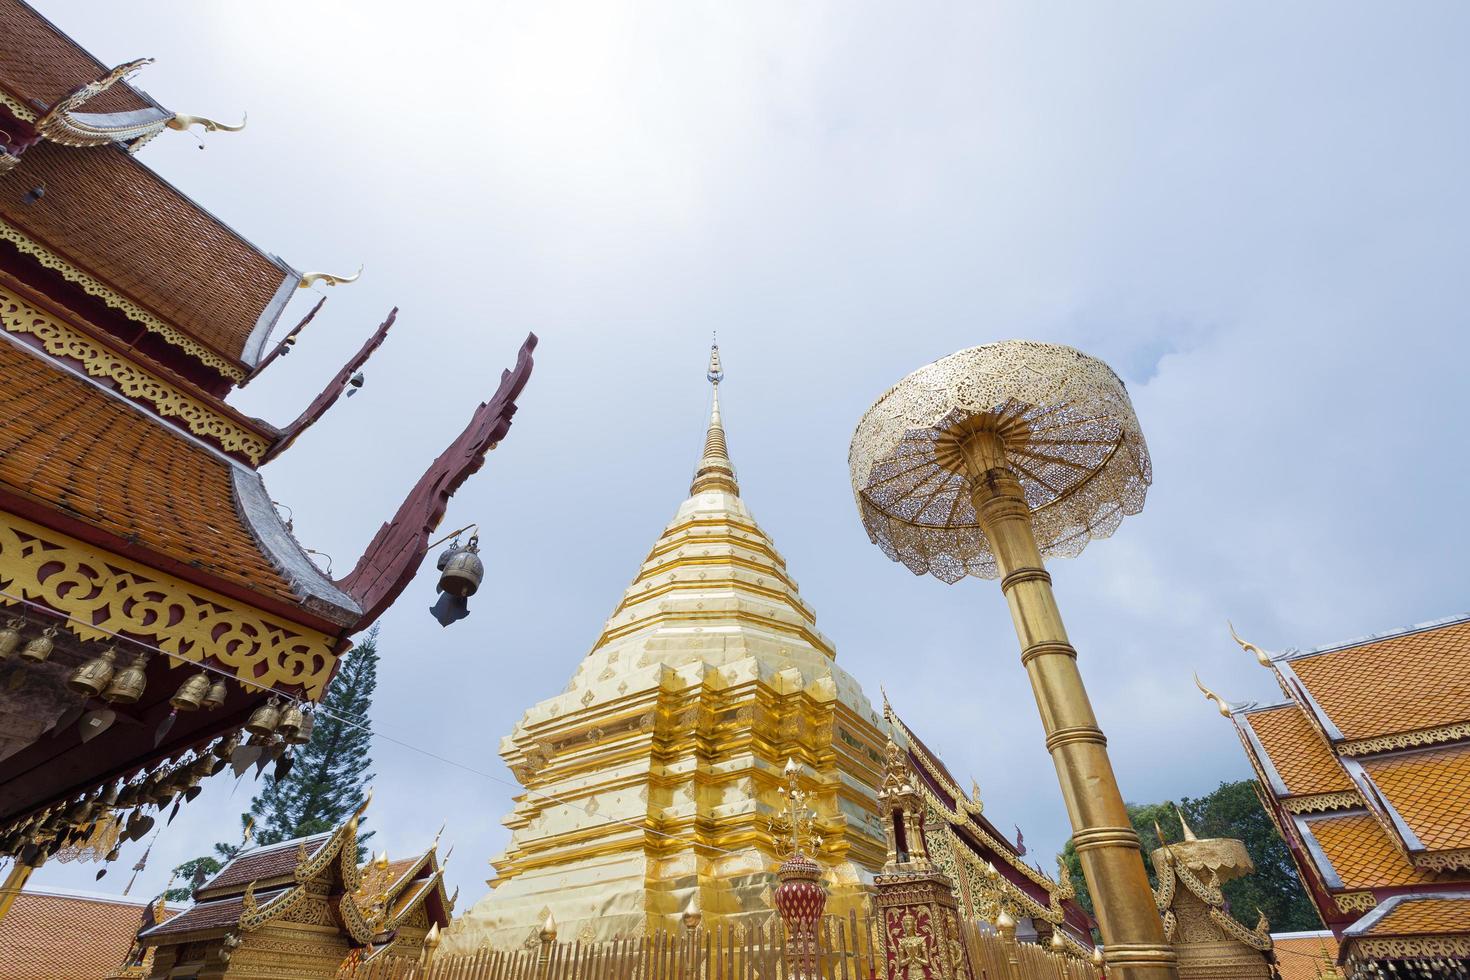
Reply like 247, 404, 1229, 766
29, 1, 1470, 907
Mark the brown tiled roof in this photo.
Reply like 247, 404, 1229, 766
198, 835, 329, 896
0, 0, 153, 115
1290, 619, 1470, 741
1303, 812, 1442, 890
1362, 745, 1470, 852
0, 887, 171, 979
0, 340, 298, 604
1364, 896, 1470, 937
0, 141, 289, 365
142, 888, 291, 940
1271, 933, 1340, 980
357, 855, 424, 900
1246, 705, 1352, 797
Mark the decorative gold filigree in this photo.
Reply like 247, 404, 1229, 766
1284, 791, 1362, 814
0, 287, 268, 461
1411, 848, 1470, 872
0, 86, 36, 123
1352, 935, 1470, 960
0, 510, 337, 698
0, 217, 246, 381
35, 59, 156, 146
1339, 723, 1470, 756
849, 341, 1150, 582
1335, 892, 1378, 914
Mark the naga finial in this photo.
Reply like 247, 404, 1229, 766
1228, 621, 1272, 668
1194, 673, 1234, 718
299, 265, 363, 289
167, 112, 247, 135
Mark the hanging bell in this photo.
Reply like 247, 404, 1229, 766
20, 626, 58, 663
67, 647, 118, 698
103, 651, 150, 704
201, 676, 229, 711
244, 696, 282, 737
431, 535, 483, 626
0, 618, 23, 659
277, 702, 308, 744
170, 672, 211, 711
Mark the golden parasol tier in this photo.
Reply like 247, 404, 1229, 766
849, 341, 1175, 980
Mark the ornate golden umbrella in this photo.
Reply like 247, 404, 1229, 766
850, 341, 1174, 980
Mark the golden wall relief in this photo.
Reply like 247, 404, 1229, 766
0, 285, 269, 462
0, 510, 337, 698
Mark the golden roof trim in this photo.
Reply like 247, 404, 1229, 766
0, 216, 246, 381
1339, 722, 1470, 757
0, 285, 268, 461
0, 509, 338, 698
1283, 791, 1363, 814
1411, 848, 1470, 872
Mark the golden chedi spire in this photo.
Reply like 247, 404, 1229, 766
445, 341, 889, 953
691, 338, 738, 496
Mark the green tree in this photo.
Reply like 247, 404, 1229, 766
250, 628, 378, 850
1058, 780, 1319, 933
167, 629, 379, 898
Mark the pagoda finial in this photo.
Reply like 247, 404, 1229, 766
691, 336, 738, 496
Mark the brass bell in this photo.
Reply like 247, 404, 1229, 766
213, 731, 241, 760
436, 536, 483, 598
201, 676, 229, 711
170, 672, 211, 711
277, 702, 310, 744
0, 618, 23, 659
103, 651, 149, 704
67, 647, 118, 698
431, 535, 483, 626
20, 626, 58, 663
245, 696, 282, 737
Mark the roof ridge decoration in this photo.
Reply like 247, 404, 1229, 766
0, 216, 248, 380
335, 333, 536, 627
0, 284, 270, 461
262, 307, 397, 463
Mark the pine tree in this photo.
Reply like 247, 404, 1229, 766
251, 626, 378, 847
168, 628, 379, 897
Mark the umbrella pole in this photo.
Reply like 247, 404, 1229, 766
959, 428, 1176, 980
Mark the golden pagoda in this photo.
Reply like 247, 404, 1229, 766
446, 344, 892, 951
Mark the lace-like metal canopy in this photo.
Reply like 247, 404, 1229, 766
848, 340, 1152, 582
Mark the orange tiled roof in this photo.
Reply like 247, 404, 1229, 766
1303, 812, 1442, 890
1362, 896, 1470, 937
1271, 933, 1341, 980
0, 340, 298, 605
0, 887, 172, 980
0, 0, 154, 115
1362, 745, 1470, 852
1246, 705, 1352, 797
1290, 619, 1470, 741
0, 142, 289, 367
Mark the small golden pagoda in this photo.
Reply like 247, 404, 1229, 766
446, 345, 892, 951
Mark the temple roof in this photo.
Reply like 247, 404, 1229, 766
1269, 932, 1340, 980
1359, 744, 1470, 853
1347, 894, 1470, 939
195, 833, 332, 899
1281, 615, 1470, 743
0, 141, 292, 375
0, 885, 173, 979
0, 0, 155, 115
1298, 811, 1443, 891
0, 336, 355, 623
1243, 704, 1353, 798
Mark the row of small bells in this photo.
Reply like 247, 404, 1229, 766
0, 621, 317, 872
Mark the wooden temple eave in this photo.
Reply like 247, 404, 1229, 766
0, 271, 279, 464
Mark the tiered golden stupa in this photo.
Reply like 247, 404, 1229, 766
446, 345, 891, 951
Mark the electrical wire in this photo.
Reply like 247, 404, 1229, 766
0, 588, 753, 859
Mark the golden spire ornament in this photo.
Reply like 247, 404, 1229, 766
849, 341, 1174, 980
691, 337, 738, 496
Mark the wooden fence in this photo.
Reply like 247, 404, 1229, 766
348, 914, 1096, 980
